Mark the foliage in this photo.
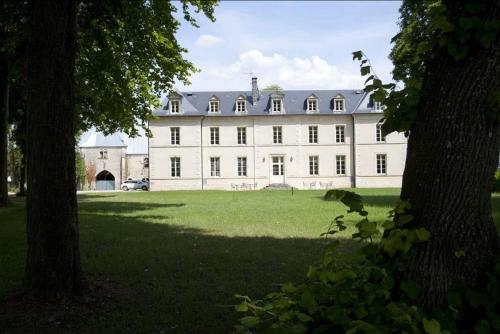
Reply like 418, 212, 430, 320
75, 150, 85, 190
493, 170, 500, 193
262, 84, 283, 92
84, 162, 96, 190
235, 190, 500, 333
76, 0, 218, 136
352, 0, 500, 135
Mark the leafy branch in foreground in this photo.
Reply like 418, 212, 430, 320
234, 190, 500, 333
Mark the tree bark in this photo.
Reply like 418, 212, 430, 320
0, 54, 11, 207
24, 0, 85, 297
401, 2, 500, 310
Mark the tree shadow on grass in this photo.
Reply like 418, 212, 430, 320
1, 198, 360, 334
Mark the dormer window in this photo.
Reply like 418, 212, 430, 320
272, 99, 282, 113
333, 95, 345, 112
170, 100, 180, 114
307, 95, 318, 112
209, 96, 220, 113
236, 96, 247, 113
374, 101, 384, 111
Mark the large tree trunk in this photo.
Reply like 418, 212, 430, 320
0, 54, 11, 207
24, 0, 85, 297
401, 3, 500, 310
18, 140, 26, 196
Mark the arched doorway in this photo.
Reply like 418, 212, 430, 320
96, 170, 115, 191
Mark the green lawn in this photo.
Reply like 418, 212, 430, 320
1, 189, 498, 333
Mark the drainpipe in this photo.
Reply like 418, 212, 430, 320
252, 118, 256, 188
351, 115, 356, 188
200, 116, 205, 190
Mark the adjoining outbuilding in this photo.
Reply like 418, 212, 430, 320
78, 130, 149, 190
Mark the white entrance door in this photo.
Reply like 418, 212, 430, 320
270, 156, 285, 184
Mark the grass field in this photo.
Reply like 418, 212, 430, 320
1, 189, 498, 333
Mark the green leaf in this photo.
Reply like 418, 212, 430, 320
401, 280, 421, 299
454, 250, 466, 258
361, 66, 371, 76
240, 316, 261, 328
352, 51, 363, 60
235, 301, 248, 312
475, 319, 492, 334
423, 318, 442, 334
296, 312, 313, 322
415, 228, 430, 241
398, 214, 414, 226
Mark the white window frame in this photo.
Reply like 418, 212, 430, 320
335, 125, 345, 143
309, 155, 319, 176
376, 123, 386, 142
210, 127, 219, 145
170, 100, 180, 114
336, 155, 346, 175
237, 157, 247, 177
237, 127, 247, 145
308, 125, 318, 144
170, 157, 181, 177
333, 98, 345, 112
374, 101, 384, 111
99, 149, 108, 159
170, 127, 180, 145
236, 99, 246, 113
376, 154, 387, 175
209, 100, 220, 113
273, 126, 283, 144
210, 157, 220, 177
307, 98, 318, 113
272, 98, 283, 113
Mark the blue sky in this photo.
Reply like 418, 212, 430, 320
174, 1, 402, 91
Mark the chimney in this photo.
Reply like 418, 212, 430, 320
251, 77, 259, 105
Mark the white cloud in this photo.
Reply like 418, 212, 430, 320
195, 34, 225, 47
179, 50, 366, 91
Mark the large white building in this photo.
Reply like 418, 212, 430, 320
148, 78, 407, 191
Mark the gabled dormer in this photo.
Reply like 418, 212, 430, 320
306, 94, 319, 113
270, 91, 285, 114
235, 95, 247, 114
208, 95, 220, 113
373, 100, 384, 112
331, 94, 345, 113
168, 91, 182, 114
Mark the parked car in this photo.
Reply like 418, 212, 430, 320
121, 179, 149, 191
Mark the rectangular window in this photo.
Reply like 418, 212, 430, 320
309, 156, 319, 175
273, 126, 282, 144
374, 101, 384, 111
170, 157, 181, 177
237, 157, 247, 176
336, 155, 346, 175
376, 123, 386, 142
334, 99, 344, 112
236, 100, 246, 113
307, 99, 318, 112
210, 127, 219, 145
336, 125, 345, 143
272, 99, 282, 113
209, 100, 219, 113
170, 127, 180, 145
210, 157, 220, 177
377, 154, 387, 174
237, 127, 247, 145
170, 100, 180, 113
308, 125, 318, 144
99, 149, 108, 159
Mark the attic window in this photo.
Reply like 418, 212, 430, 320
307, 97, 318, 112
236, 97, 246, 113
170, 100, 180, 113
333, 96, 345, 112
209, 97, 220, 113
272, 98, 283, 113
99, 149, 108, 159
374, 101, 384, 111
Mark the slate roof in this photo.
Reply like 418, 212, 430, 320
153, 89, 377, 117
78, 128, 148, 155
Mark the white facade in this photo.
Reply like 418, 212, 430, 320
149, 115, 407, 191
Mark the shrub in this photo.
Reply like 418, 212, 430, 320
234, 190, 500, 334
493, 170, 500, 192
